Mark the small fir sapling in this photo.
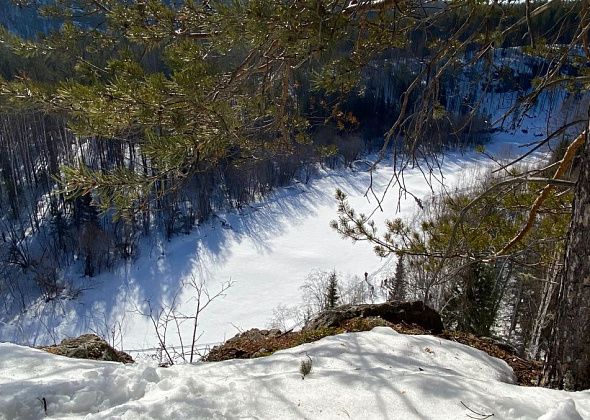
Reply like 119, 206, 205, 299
300, 354, 313, 379
325, 271, 340, 309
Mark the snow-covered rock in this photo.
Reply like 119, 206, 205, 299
1, 327, 588, 419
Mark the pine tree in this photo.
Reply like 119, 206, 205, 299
542, 130, 590, 390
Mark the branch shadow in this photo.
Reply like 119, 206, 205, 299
0, 167, 371, 349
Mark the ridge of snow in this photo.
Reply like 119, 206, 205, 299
1, 327, 589, 420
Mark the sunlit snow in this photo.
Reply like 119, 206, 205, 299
1, 328, 588, 419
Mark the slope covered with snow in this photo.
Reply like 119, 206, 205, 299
1, 327, 588, 420
1, 57, 587, 362
0, 95, 577, 357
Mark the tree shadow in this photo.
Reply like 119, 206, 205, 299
0, 167, 371, 349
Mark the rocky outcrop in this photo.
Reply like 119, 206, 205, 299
40, 334, 134, 364
303, 301, 444, 334
202, 305, 542, 385
206, 328, 284, 362
204, 318, 427, 362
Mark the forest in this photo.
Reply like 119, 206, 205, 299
0, 0, 588, 391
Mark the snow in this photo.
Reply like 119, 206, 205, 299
0, 97, 577, 358
538, 400, 585, 420
1, 327, 589, 420
0, 46, 588, 419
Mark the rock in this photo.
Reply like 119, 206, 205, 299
351, 160, 373, 172
303, 301, 444, 334
40, 334, 134, 364
205, 328, 287, 361
209, 347, 250, 360
205, 305, 443, 363
480, 336, 521, 356
226, 328, 281, 343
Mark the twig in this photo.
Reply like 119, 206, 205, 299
37, 397, 47, 415
460, 401, 494, 419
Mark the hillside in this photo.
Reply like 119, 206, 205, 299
0, 113, 552, 353
1, 0, 589, 393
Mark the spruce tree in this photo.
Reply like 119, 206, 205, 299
325, 271, 339, 310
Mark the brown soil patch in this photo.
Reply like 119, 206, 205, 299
440, 331, 542, 386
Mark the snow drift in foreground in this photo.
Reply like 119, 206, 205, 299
1, 327, 588, 420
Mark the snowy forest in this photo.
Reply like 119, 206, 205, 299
0, 0, 589, 404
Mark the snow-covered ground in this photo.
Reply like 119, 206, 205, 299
0, 94, 573, 358
1, 327, 588, 420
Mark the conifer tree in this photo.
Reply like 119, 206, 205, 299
325, 271, 339, 309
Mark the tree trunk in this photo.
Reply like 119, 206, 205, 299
528, 256, 558, 360
542, 128, 590, 390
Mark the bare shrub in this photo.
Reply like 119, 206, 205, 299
133, 276, 233, 365
340, 274, 376, 305
267, 303, 308, 331
269, 269, 380, 331
337, 134, 365, 166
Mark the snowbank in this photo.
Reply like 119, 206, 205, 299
1, 327, 588, 419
